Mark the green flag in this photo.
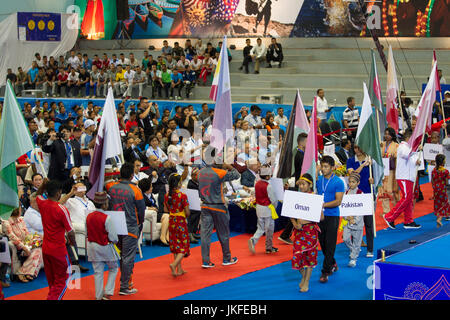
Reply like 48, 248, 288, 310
0, 80, 35, 218
368, 50, 387, 137
355, 83, 384, 190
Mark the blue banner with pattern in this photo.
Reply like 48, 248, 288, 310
17, 12, 61, 41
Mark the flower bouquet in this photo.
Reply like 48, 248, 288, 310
24, 233, 42, 249
238, 197, 256, 211
334, 164, 348, 177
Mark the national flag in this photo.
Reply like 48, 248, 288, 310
276, 91, 310, 179
409, 62, 438, 153
300, 97, 318, 187
0, 80, 35, 218
386, 45, 399, 133
355, 83, 384, 189
368, 50, 386, 136
209, 36, 233, 151
87, 86, 123, 199
432, 50, 442, 93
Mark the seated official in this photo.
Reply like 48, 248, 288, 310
23, 192, 44, 236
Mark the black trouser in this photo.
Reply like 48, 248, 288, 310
188, 210, 201, 234
363, 215, 374, 253
161, 82, 171, 98
170, 83, 183, 97
266, 53, 283, 65
66, 242, 80, 264
0, 263, 9, 281
279, 219, 293, 239
318, 215, 339, 275
185, 81, 194, 97
242, 56, 252, 72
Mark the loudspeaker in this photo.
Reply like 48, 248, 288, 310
116, 0, 129, 21
230, 45, 236, 50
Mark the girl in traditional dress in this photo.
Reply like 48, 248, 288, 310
164, 173, 190, 277
379, 127, 399, 215
2, 208, 43, 282
291, 173, 323, 293
431, 154, 450, 228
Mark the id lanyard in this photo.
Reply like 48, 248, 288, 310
322, 174, 335, 195
384, 142, 391, 157
76, 197, 88, 209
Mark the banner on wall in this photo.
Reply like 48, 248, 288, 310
17, 12, 61, 41
78, 0, 449, 38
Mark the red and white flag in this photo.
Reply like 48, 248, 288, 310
409, 61, 439, 153
386, 45, 399, 133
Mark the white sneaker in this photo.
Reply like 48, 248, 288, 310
366, 252, 374, 258
348, 260, 356, 268
248, 239, 255, 254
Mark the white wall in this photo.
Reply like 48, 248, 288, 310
0, 0, 75, 22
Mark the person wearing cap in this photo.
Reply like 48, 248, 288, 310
80, 119, 96, 166
86, 192, 120, 300
65, 182, 96, 234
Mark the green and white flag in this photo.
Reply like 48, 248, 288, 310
355, 82, 384, 190
0, 80, 34, 219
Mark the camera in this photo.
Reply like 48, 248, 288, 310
56, 132, 65, 139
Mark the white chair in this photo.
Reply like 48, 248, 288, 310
0, 221, 22, 281
142, 193, 161, 244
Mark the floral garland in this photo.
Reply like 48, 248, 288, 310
334, 164, 348, 177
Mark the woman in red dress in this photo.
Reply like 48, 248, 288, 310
164, 173, 190, 277
291, 173, 323, 293
431, 154, 450, 228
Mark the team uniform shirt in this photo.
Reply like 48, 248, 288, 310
57, 72, 69, 82
115, 69, 126, 82
36, 196, 73, 257
176, 59, 190, 70
133, 71, 147, 83
28, 68, 39, 82
315, 97, 329, 120
161, 70, 173, 83
190, 59, 202, 71
118, 58, 130, 66
316, 174, 345, 217
171, 73, 183, 84
396, 141, 420, 182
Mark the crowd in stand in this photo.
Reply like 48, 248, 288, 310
0, 50, 449, 299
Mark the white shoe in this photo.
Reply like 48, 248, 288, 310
348, 260, 356, 267
248, 238, 255, 254
366, 252, 374, 258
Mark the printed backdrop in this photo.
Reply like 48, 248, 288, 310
76, 0, 450, 39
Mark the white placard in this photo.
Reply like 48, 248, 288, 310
181, 188, 201, 211
18, 26, 26, 41
418, 153, 425, 171
423, 144, 443, 161
103, 211, 128, 235
382, 158, 390, 177
339, 194, 374, 217
0, 237, 11, 264
281, 190, 324, 223
269, 177, 285, 201
324, 144, 335, 156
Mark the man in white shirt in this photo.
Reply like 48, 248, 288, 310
65, 182, 96, 232
23, 193, 44, 236
250, 38, 267, 74
315, 88, 329, 122
67, 50, 81, 70
128, 53, 140, 68
122, 65, 136, 98
131, 159, 149, 184
67, 68, 80, 97
384, 129, 422, 230
118, 53, 130, 67
274, 107, 288, 127
438, 69, 446, 84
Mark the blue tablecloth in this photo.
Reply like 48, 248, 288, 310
228, 202, 288, 234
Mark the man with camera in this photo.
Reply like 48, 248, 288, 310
137, 97, 160, 142
42, 125, 81, 183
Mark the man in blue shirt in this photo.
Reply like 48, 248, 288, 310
170, 69, 184, 100
26, 61, 39, 89
316, 155, 345, 283
55, 105, 72, 124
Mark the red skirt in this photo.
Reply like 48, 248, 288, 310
169, 215, 190, 257
292, 223, 320, 270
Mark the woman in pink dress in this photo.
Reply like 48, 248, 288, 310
431, 154, 450, 227
2, 208, 43, 282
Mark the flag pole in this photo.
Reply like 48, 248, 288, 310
368, 156, 377, 238
438, 90, 448, 138
398, 77, 406, 134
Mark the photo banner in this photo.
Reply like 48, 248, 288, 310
17, 12, 61, 41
